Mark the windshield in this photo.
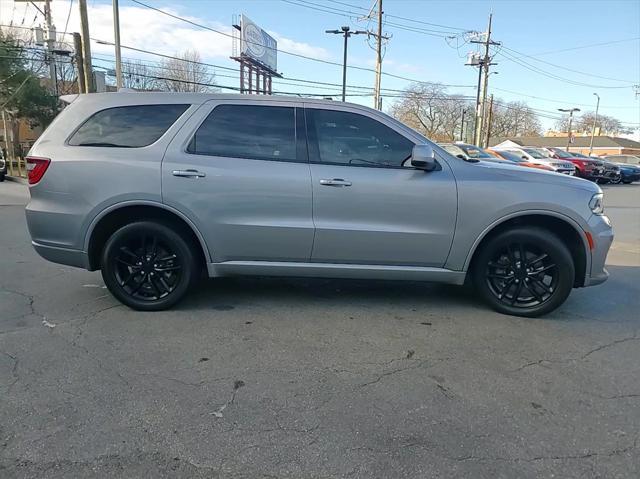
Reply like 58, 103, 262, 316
458, 144, 493, 159
550, 148, 573, 159
494, 150, 525, 163
572, 152, 591, 159
523, 148, 549, 159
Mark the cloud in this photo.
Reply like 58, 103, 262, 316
0, 0, 331, 67
269, 32, 332, 61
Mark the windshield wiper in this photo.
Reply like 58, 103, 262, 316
76, 142, 133, 148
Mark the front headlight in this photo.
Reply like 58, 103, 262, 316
589, 193, 604, 215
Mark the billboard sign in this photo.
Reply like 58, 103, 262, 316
240, 15, 277, 72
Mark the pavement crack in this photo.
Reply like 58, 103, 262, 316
1, 288, 45, 321
1, 352, 19, 393
581, 334, 640, 359
358, 361, 422, 388
512, 334, 640, 372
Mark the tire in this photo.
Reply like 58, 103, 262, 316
611, 175, 622, 185
472, 227, 575, 317
101, 221, 199, 311
0, 174, 5, 182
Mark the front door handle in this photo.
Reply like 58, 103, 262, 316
319, 178, 352, 187
172, 169, 206, 178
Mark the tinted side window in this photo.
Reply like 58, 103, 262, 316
307, 109, 413, 168
69, 104, 189, 147
188, 105, 296, 161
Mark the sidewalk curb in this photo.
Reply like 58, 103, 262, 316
5, 175, 28, 185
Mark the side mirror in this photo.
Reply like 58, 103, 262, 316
411, 144, 437, 171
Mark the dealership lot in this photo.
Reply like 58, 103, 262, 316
0, 180, 638, 478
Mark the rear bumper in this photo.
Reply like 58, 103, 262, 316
32, 241, 89, 269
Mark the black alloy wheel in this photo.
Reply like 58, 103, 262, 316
486, 243, 558, 309
473, 227, 575, 317
101, 221, 198, 310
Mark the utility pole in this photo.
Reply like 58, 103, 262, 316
471, 58, 483, 145
484, 94, 494, 148
73, 33, 86, 93
325, 26, 367, 102
470, 14, 499, 147
1, 109, 12, 173
589, 93, 600, 156
44, 0, 58, 96
558, 107, 581, 151
460, 107, 467, 142
373, 0, 383, 110
78, 0, 95, 93
112, 0, 123, 89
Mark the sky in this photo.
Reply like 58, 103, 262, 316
1, 0, 639, 135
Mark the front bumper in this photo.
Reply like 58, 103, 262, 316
583, 214, 613, 287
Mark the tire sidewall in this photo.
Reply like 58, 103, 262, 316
472, 227, 575, 317
101, 221, 197, 311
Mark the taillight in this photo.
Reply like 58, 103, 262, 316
26, 156, 51, 185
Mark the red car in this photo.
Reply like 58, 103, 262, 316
542, 147, 604, 180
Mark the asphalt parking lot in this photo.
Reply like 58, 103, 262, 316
1, 179, 639, 479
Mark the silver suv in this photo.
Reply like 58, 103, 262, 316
25, 93, 613, 317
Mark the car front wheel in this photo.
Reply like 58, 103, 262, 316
101, 221, 198, 311
472, 227, 575, 317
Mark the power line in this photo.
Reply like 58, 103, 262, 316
530, 37, 640, 57
62, 0, 75, 40
500, 45, 635, 84
88, 11, 475, 89
324, 0, 469, 31
496, 48, 633, 90
491, 87, 637, 110
283, 0, 459, 37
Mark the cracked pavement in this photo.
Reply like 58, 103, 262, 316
1, 180, 639, 478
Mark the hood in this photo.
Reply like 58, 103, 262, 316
476, 159, 599, 193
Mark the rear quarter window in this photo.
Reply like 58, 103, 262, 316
68, 104, 190, 147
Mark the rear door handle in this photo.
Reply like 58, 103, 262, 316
172, 169, 206, 178
319, 178, 352, 187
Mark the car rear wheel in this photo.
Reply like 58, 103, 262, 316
101, 221, 198, 311
472, 227, 575, 317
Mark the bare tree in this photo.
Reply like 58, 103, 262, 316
389, 83, 474, 142
554, 111, 631, 136
490, 100, 542, 137
158, 50, 216, 93
121, 60, 159, 91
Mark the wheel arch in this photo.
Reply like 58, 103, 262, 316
465, 211, 590, 288
84, 201, 210, 271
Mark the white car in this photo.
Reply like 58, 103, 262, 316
493, 147, 576, 175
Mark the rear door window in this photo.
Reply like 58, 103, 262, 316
187, 104, 297, 162
68, 104, 189, 147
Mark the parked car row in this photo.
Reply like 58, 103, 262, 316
438, 142, 640, 185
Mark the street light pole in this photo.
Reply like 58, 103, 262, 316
326, 26, 367, 102
558, 107, 581, 151
589, 93, 600, 156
